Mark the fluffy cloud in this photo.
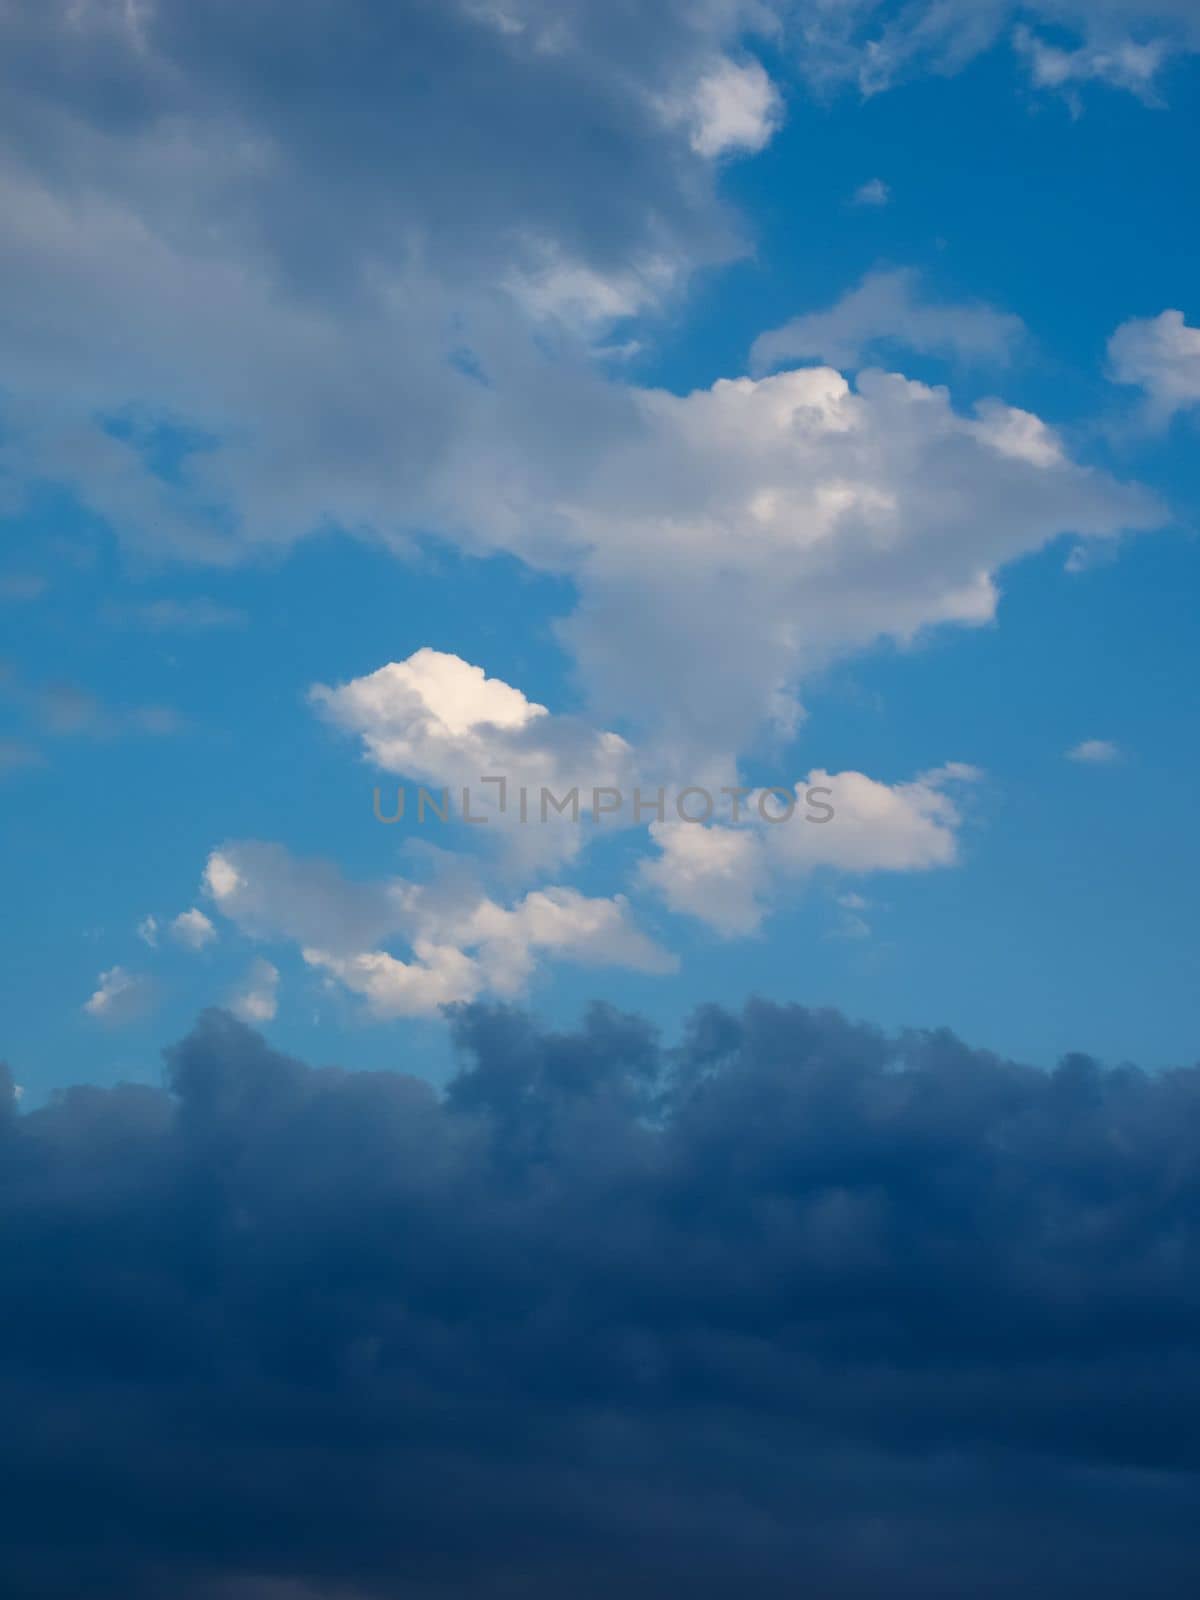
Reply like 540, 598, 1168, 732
1108, 309, 1200, 425
82, 965, 155, 1023
204, 840, 673, 1017
642, 765, 975, 934
751, 268, 1024, 372
0, 3, 1164, 779
5, 1001, 1200, 1596
312, 648, 635, 799
168, 908, 218, 951
229, 958, 280, 1024
553, 367, 1159, 753
305, 886, 674, 1018
679, 56, 783, 158
312, 649, 652, 869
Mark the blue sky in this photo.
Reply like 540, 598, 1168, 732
3, 0, 1200, 1100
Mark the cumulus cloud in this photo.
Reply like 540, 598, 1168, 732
751, 268, 1025, 373
0, 2, 1163, 781
553, 366, 1158, 753
312, 649, 634, 800
204, 840, 674, 1017
82, 965, 155, 1023
169, 908, 218, 951
5, 1000, 1200, 1597
1108, 309, 1200, 426
641, 765, 976, 934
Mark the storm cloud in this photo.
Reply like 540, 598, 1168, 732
4, 1000, 1200, 1596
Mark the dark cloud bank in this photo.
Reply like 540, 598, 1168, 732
4, 1000, 1200, 1597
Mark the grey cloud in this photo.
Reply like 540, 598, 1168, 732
4, 1000, 1200, 1595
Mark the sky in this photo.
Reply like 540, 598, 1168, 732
2, 6, 1200, 1589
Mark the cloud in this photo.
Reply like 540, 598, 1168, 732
82, 965, 155, 1024
169, 908, 218, 951
229, 958, 280, 1024
553, 367, 1158, 754
680, 56, 783, 158
115, 598, 248, 632
788, 2, 1198, 99
1014, 23, 1172, 102
751, 269, 1024, 373
312, 649, 639, 868
6, 999, 1200, 1596
1067, 738, 1121, 764
136, 915, 159, 948
311, 649, 633, 797
5, 677, 183, 741
1108, 309, 1200, 426
0, 3, 1163, 782
851, 177, 890, 206
204, 840, 674, 1017
641, 765, 976, 934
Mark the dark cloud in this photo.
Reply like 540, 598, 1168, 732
4, 1001, 1200, 1596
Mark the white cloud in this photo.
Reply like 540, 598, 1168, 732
751, 269, 1024, 373
83, 966, 155, 1024
169, 908, 218, 951
851, 178, 890, 207
205, 840, 674, 1019
312, 649, 637, 865
1067, 739, 1121, 764
230, 959, 280, 1024
136, 915, 159, 948
683, 58, 783, 159
1014, 24, 1171, 102
641, 766, 977, 935
552, 367, 1159, 756
639, 822, 769, 937
303, 944, 480, 1020
1108, 309, 1200, 425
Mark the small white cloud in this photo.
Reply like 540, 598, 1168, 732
83, 966, 155, 1024
685, 58, 782, 160
1108, 309, 1200, 427
169, 907, 218, 950
1067, 739, 1120, 765
851, 178, 890, 207
137, 914, 159, 948
230, 958, 279, 1023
